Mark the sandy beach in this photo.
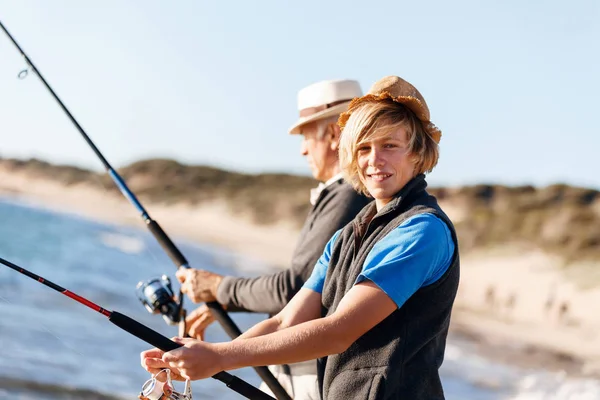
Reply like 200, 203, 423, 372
2, 167, 600, 379
453, 249, 600, 376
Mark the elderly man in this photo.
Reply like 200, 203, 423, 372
176, 79, 371, 399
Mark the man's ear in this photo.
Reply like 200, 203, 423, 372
329, 124, 342, 151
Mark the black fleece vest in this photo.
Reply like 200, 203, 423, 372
317, 175, 460, 399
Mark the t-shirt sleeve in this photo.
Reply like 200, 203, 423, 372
355, 213, 455, 308
302, 229, 342, 294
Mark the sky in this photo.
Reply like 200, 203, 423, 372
0, 1, 598, 189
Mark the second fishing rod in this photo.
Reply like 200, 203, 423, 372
0, 20, 291, 400
0, 255, 274, 400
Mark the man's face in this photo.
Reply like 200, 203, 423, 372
299, 121, 335, 182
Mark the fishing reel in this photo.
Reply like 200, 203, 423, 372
139, 369, 192, 400
136, 275, 181, 325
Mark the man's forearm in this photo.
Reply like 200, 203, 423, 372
217, 269, 300, 313
217, 316, 347, 371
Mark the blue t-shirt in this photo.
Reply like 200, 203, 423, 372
303, 213, 455, 308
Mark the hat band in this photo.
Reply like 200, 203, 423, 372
299, 99, 352, 118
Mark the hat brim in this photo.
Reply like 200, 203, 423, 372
288, 102, 351, 135
338, 93, 442, 144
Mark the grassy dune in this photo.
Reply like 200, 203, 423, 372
2, 157, 599, 263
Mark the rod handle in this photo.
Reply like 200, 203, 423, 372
110, 311, 181, 351
213, 372, 278, 400
146, 220, 188, 267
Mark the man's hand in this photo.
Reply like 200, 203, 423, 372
185, 304, 216, 340
176, 268, 223, 303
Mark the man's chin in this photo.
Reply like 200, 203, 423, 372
311, 171, 323, 181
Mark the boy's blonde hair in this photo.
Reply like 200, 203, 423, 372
339, 100, 439, 196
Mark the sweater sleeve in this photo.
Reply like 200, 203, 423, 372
216, 184, 370, 314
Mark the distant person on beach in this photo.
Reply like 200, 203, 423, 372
174, 79, 371, 398
142, 75, 460, 399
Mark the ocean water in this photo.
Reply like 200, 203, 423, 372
0, 197, 598, 400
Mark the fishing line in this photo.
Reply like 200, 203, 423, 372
0, 290, 85, 360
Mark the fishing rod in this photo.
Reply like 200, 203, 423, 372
0, 20, 290, 400
0, 255, 275, 400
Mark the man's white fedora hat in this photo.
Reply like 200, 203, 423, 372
288, 79, 363, 135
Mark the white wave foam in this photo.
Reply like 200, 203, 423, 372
508, 371, 600, 400
99, 232, 145, 254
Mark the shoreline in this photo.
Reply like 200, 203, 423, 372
450, 310, 595, 379
0, 169, 299, 268
2, 170, 600, 380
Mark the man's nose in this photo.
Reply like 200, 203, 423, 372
300, 138, 308, 156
